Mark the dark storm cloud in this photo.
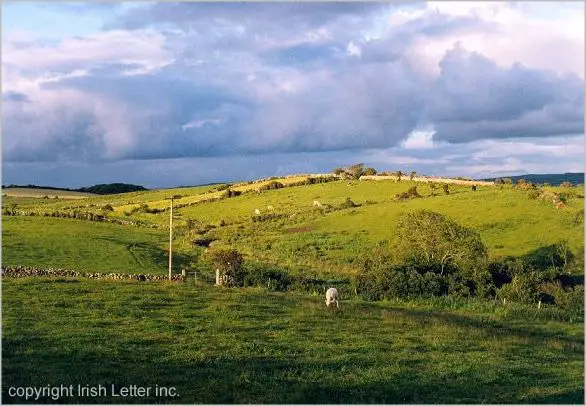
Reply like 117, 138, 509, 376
428, 46, 584, 142
2, 2, 583, 167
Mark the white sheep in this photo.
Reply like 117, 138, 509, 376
313, 200, 322, 208
267, 205, 274, 211
254, 208, 261, 215
325, 287, 339, 308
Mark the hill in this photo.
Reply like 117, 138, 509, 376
2, 173, 583, 404
3, 182, 148, 195
483, 172, 584, 186
2, 187, 95, 199
3, 175, 583, 276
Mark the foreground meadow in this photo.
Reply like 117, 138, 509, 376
2, 278, 583, 404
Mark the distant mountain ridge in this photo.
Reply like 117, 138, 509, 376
482, 172, 583, 186
3, 183, 148, 195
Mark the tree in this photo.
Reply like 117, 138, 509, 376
333, 167, 346, 176
395, 210, 487, 277
396, 171, 403, 182
346, 163, 365, 180
410, 171, 416, 181
443, 184, 450, 195
363, 167, 377, 176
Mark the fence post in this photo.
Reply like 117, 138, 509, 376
215, 269, 220, 285
194, 271, 197, 287
538, 300, 541, 310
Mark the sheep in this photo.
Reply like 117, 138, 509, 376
312, 200, 322, 208
254, 208, 261, 215
325, 287, 339, 308
267, 205, 274, 211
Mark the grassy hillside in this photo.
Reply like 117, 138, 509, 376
2, 278, 583, 404
2, 177, 583, 277
2, 187, 95, 199
2, 217, 174, 274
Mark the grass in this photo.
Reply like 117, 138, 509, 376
2, 188, 95, 199
3, 179, 583, 277
2, 278, 583, 404
1, 217, 181, 274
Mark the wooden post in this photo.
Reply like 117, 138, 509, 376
215, 269, 220, 285
194, 271, 197, 286
168, 197, 174, 281
181, 269, 186, 279
538, 300, 542, 310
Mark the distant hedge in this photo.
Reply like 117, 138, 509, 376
78, 183, 148, 195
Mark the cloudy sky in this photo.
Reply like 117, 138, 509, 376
2, 1, 584, 188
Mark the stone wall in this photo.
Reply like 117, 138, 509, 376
1, 266, 185, 282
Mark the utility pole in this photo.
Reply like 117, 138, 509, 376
168, 196, 174, 280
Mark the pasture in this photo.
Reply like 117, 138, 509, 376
2, 278, 583, 404
2, 187, 95, 199
2, 175, 584, 404
3, 177, 583, 277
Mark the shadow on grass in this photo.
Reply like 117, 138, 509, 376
3, 304, 583, 404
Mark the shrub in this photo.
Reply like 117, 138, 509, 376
363, 167, 377, 176
258, 181, 284, 191
346, 163, 365, 179
442, 184, 450, 195
206, 248, 244, 287
560, 181, 573, 188
220, 189, 242, 199
242, 262, 292, 291
339, 197, 359, 209
496, 272, 545, 304
305, 176, 337, 185
333, 167, 346, 176
394, 210, 488, 277
527, 189, 540, 200
251, 213, 287, 222
215, 184, 231, 192
102, 204, 114, 212
356, 265, 446, 300
407, 186, 420, 197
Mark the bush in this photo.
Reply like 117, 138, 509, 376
205, 248, 244, 287
393, 186, 420, 200
215, 184, 231, 192
258, 181, 284, 191
339, 197, 359, 209
496, 272, 545, 304
356, 266, 446, 300
242, 262, 292, 291
305, 176, 337, 185
251, 213, 287, 222
363, 167, 377, 176
560, 181, 573, 188
442, 184, 450, 195
102, 204, 114, 212
394, 210, 488, 277
220, 189, 242, 199
527, 189, 540, 200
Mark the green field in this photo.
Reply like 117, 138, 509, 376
2, 175, 584, 404
2, 278, 583, 404
3, 178, 584, 276
2, 188, 95, 199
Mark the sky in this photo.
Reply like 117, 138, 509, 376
2, 1, 584, 188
